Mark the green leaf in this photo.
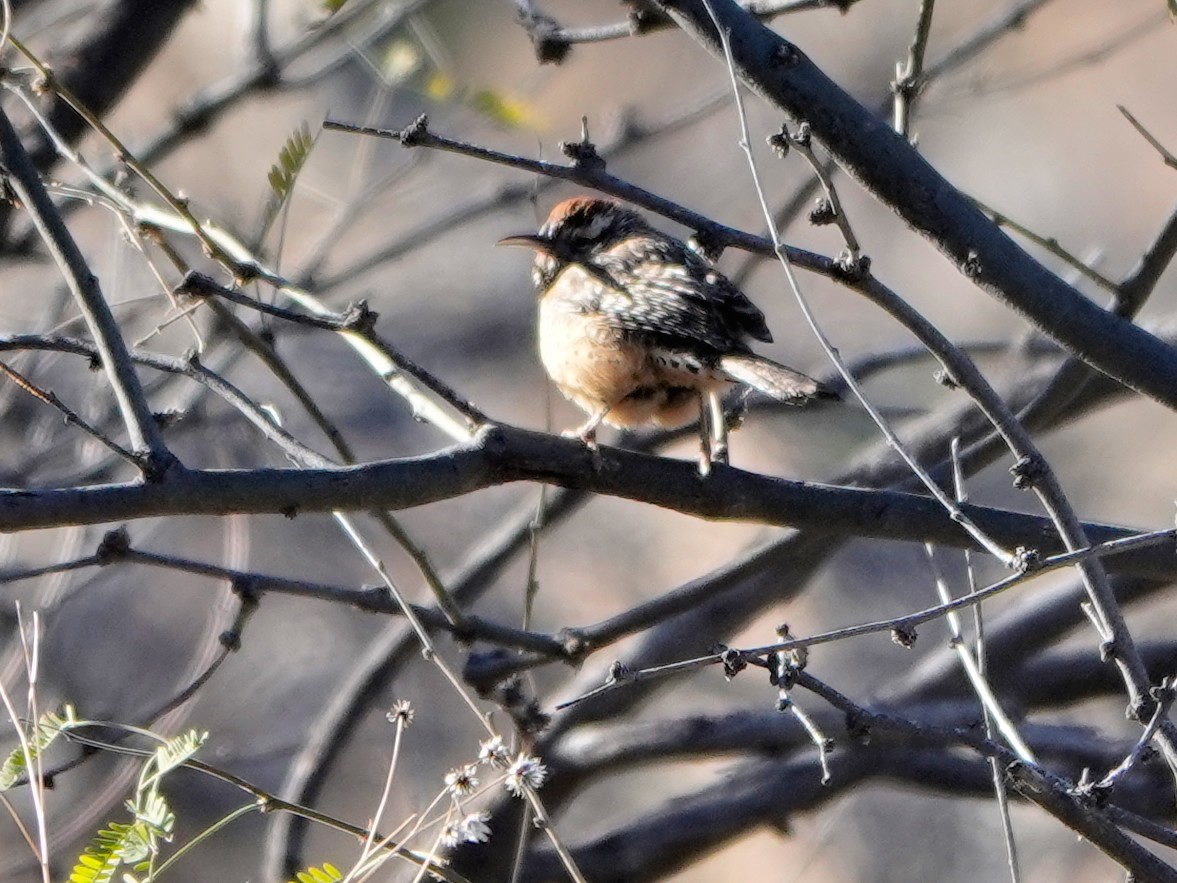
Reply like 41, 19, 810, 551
70, 819, 145, 883
322, 0, 349, 13
1170, 0, 1176, 19
290, 863, 343, 883
260, 123, 318, 239
132, 790, 175, 841
152, 729, 207, 776
0, 707, 73, 790
267, 124, 315, 204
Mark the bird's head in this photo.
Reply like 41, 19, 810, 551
497, 196, 648, 291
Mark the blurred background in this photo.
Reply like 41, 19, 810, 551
0, 1, 1176, 880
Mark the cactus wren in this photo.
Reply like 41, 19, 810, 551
499, 196, 835, 471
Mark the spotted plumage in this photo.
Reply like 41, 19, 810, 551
499, 196, 836, 470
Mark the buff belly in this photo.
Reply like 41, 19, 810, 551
539, 292, 726, 429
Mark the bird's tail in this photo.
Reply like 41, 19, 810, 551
719, 354, 838, 403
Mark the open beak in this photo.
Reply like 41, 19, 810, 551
496, 233, 558, 255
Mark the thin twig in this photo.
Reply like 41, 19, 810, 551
953, 438, 1021, 882
1094, 676, 1177, 793
968, 195, 1119, 292
0, 108, 174, 478
701, 0, 1014, 563
1118, 105, 1177, 170
512, 0, 863, 60
922, 544, 1035, 761
794, 670, 1177, 882
553, 527, 1176, 710
892, 0, 935, 137
57, 727, 471, 883
0, 360, 140, 467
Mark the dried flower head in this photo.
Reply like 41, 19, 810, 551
478, 735, 511, 768
445, 763, 480, 797
505, 753, 548, 796
386, 700, 414, 726
441, 811, 492, 848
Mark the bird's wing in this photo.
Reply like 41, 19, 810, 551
589, 235, 773, 354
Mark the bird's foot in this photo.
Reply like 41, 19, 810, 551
562, 427, 599, 451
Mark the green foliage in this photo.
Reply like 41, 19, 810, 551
68, 729, 206, 883
260, 122, 318, 239
149, 729, 206, 778
0, 705, 75, 790
288, 863, 343, 883
68, 815, 165, 883
321, 0, 349, 14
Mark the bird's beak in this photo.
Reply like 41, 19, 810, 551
496, 233, 558, 255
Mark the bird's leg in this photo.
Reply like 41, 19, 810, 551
692, 393, 720, 477
565, 405, 610, 450
696, 392, 717, 477
707, 389, 729, 466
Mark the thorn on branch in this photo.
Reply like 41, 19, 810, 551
95, 526, 131, 564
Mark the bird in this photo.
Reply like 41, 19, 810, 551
498, 196, 836, 472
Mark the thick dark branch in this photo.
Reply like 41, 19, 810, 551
0, 423, 1174, 576
655, 0, 1177, 412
